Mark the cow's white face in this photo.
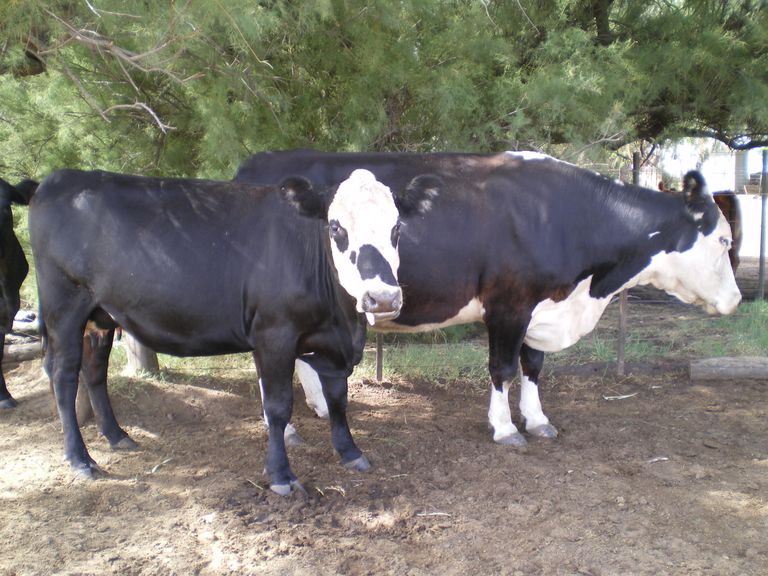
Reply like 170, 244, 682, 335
327, 169, 403, 325
647, 211, 741, 315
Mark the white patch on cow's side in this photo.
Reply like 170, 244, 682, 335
72, 190, 90, 211
525, 277, 612, 353
374, 297, 486, 333
639, 213, 741, 315
505, 150, 552, 162
488, 380, 520, 441
519, 373, 549, 430
327, 169, 403, 323
295, 359, 328, 418
648, 231, 661, 239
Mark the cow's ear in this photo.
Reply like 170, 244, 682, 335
280, 176, 327, 219
396, 174, 442, 216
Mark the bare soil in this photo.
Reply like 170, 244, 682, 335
1, 303, 767, 575
2, 197, 764, 576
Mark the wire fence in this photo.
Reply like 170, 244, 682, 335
356, 295, 767, 384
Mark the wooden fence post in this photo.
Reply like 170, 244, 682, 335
376, 333, 383, 382
758, 149, 767, 300
617, 152, 640, 375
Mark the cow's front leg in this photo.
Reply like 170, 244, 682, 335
0, 332, 17, 409
252, 348, 303, 496
258, 377, 304, 447
519, 344, 558, 439
319, 372, 369, 472
486, 314, 530, 447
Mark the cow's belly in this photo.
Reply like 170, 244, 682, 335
525, 276, 611, 352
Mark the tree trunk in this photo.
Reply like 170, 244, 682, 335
122, 332, 160, 376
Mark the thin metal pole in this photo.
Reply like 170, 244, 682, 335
376, 332, 384, 382
758, 149, 767, 300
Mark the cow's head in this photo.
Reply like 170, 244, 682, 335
0, 180, 31, 331
281, 169, 436, 325
646, 171, 741, 315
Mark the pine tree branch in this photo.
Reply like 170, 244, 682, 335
103, 103, 176, 133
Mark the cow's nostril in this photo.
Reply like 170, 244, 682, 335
363, 292, 377, 312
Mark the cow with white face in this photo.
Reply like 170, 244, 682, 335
326, 170, 403, 325
30, 167, 433, 494
236, 151, 741, 449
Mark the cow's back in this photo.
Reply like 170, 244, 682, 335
30, 170, 330, 355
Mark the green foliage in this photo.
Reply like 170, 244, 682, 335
1, 0, 766, 179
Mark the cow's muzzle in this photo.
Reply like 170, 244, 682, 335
362, 287, 403, 325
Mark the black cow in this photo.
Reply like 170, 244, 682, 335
30, 168, 430, 494
0, 177, 37, 409
236, 150, 742, 447
712, 191, 742, 272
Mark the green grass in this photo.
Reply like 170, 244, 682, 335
353, 341, 488, 384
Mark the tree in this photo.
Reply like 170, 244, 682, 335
1, 0, 766, 182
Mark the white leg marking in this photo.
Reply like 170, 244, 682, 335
488, 380, 519, 441
258, 378, 269, 428
519, 374, 550, 430
295, 359, 329, 419
259, 376, 302, 445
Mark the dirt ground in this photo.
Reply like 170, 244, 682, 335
1, 299, 767, 575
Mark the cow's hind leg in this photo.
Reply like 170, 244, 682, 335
519, 344, 558, 439
319, 372, 369, 472
47, 313, 100, 478
81, 325, 137, 450
0, 333, 17, 409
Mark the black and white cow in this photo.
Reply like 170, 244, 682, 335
0, 177, 37, 409
30, 168, 429, 494
236, 150, 742, 447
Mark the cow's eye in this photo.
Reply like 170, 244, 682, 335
719, 236, 730, 248
329, 220, 342, 235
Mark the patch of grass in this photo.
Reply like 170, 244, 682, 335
353, 342, 488, 384
688, 300, 768, 357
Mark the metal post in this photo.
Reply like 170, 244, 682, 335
376, 332, 384, 382
758, 149, 767, 300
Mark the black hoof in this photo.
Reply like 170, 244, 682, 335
270, 480, 307, 496
342, 455, 371, 472
494, 431, 528, 448
0, 397, 18, 409
111, 436, 139, 451
528, 423, 559, 439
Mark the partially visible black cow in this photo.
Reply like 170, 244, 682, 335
712, 191, 742, 272
236, 150, 742, 448
30, 168, 431, 495
0, 177, 37, 409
